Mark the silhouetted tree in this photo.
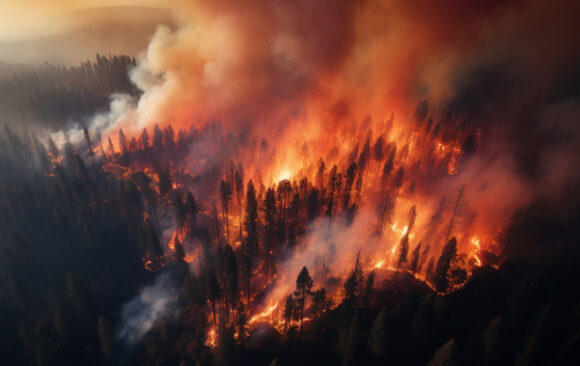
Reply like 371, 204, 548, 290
7, 275, 28, 314
481, 316, 503, 365
46, 287, 70, 339
223, 244, 240, 319
220, 179, 232, 243
140, 128, 150, 149
206, 269, 221, 326
307, 187, 320, 221
97, 316, 114, 361
428, 338, 456, 366
184, 191, 198, 238
392, 166, 405, 190
316, 160, 326, 191
311, 288, 328, 319
244, 180, 258, 258
294, 266, 313, 335
140, 218, 164, 258
67, 272, 92, 317
173, 236, 186, 263
376, 194, 394, 234
215, 325, 235, 366
283, 294, 295, 330
373, 136, 385, 163
326, 165, 340, 218
362, 271, 374, 308
433, 237, 457, 293
234, 166, 244, 241
344, 253, 363, 308
343, 162, 358, 209
264, 187, 277, 271
368, 307, 389, 359
444, 186, 466, 243
410, 242, 422, 275
342, 312, 361, 366
153, 162, 172, 197
398, 205, 417, 270
236, 303, 248, 344
358, 140, 371, 173
381, 147, 396, 190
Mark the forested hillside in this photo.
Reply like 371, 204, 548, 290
0, 55, 137, 132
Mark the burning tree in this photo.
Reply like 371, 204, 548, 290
1, 0, 579, 365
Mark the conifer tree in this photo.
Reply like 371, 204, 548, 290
434, 237, 458, 293
97, 316, 114, 361
294, 266, 313, 334
173, 236, 185, 263
398, 205, 417, 270
410, 242, 422, 275
244, 180, 258, 258
206, 269, 221, 326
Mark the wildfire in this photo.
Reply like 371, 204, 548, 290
390, 223, 414, 240
142, 256, 166, 272
248, 300, 279, 325
168, 231, 179, 250
373, 259, 386, 270
183, 254, 195, 263
448, 155, 459, 175
470, 236, 482, 267
277, 168, 293, 182
205, 326, 217, 348
92, 89, 505, 336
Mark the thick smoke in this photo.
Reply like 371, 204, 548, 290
46, 1, 575, 249
117, 273, 178, 345
53, 93, 138, 149
87, 0, 579, 172
73, 0, 580, 330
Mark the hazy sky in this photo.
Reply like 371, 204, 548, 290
0, 0, 167, 38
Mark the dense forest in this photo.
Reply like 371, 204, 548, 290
2, 0, 580, 363
0, 55, 138, 132
1, 66, 579, 366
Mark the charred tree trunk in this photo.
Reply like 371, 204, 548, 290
444, 185, 466, 244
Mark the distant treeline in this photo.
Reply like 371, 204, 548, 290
0, 54, 138, 131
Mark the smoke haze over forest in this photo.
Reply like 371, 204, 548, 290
0, 1, 579, 366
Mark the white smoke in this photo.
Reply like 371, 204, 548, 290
117, 273, 179, 345
50, 93, 137, 150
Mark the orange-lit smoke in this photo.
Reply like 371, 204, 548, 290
84, 0, 580, 334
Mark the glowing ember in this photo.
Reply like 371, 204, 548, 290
183, 254, 195, 263
205, 326, 217, 348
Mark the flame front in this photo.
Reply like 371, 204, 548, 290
66, 0, 543, 347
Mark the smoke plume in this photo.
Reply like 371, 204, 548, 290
118, 273, 178, 345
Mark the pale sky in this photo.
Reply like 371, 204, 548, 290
0, 0, 167, 38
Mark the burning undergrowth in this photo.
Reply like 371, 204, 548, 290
82, 101, 524, 345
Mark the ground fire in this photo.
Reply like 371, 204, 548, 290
92, 105, 499, 328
